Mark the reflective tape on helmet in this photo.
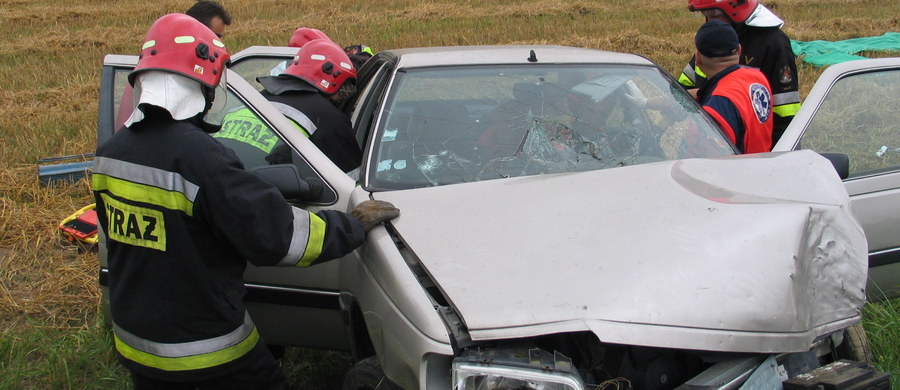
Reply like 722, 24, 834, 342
173, 36, 196, 44
113, 313, 259, 371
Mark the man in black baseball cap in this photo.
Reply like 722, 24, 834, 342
694, 19, 774, 154
696, 19, 740, 58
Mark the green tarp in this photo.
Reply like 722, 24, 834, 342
791, 32, 900, 66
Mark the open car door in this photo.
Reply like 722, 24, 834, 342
97, 46, 361, 350
773, 57, 900, 301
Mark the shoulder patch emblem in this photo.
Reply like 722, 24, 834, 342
779, 66, 793, 85
749, 83, 771, 124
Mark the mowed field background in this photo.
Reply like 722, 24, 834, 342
1, 0, 898, 388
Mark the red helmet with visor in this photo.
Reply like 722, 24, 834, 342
688, 0, 759, 24
289, 27, 332, 48
283, 39, 357, 96
129, 13, 231, 88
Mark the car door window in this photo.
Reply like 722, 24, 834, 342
207, 87, 338, 204
797, 69, 900, 178
350, 62, 392, 148
229, 56, 295, 91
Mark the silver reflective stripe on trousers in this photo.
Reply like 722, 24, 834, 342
112, 312, 255, 358
278, 206, 313, 266
93, 157, 200, 202
271, 102, 318, 135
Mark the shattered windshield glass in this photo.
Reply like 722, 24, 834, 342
367, 64, 733, 189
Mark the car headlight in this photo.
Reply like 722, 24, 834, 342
452, 361, 585, 390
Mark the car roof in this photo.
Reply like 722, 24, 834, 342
383, 45, 655, 69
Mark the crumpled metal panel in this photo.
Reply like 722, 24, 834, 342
373, 150, 867, 353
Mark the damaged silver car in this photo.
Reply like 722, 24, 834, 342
97, 46, 895, 389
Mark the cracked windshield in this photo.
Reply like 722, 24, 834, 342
368, 64, 733, 189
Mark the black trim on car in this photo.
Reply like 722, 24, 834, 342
870, 247, 900, 268
99, 267, 340, 310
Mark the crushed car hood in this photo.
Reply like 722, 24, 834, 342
371, 150, 868, 353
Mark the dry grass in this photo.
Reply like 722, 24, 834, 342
0, 0, 898, 386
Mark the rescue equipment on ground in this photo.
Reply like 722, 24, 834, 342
59, 203, 99, 247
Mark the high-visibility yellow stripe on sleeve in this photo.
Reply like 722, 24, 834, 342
773, 102, 801, 117
678, 73, 696, 88
297, 212, 326, 267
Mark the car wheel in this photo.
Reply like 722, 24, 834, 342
342, 356, 402, 390
836, 323, 875, 363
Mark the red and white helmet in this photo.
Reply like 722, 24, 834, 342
129, 13, 230, 88
688, 0, 759, 24
288, 27, 331, 48
283, 39, 357, 96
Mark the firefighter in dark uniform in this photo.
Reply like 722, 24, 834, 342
257, 39, 362, 177
91, 14, 399, 389
694, 20, 773, 154
678, 0, 798, 146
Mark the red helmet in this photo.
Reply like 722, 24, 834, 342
288, 27, 331, 48
129, 13, 230, 88
688, 0, 759, 23
283, 39, 357, 95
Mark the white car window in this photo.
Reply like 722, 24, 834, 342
797, 69, 900, 178
229, 57, 294, 91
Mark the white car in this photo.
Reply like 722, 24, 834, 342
97, 46, 896, 389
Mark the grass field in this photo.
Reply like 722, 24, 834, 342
1, 0, 898, 388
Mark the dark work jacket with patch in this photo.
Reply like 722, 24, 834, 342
92, 110, 364, 381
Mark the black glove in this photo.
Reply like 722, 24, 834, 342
351, 200, 400, 232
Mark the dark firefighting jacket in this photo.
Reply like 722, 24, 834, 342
698, 65, 773, 154
258, 76, 362, 173
679, 25, 799, 145
91, 111, 365, 381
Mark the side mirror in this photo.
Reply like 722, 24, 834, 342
820, 153, 850, 180
250, 164, 324, 202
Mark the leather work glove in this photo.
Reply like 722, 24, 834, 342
351, 200, 400, 232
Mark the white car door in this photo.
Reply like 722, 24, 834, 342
773, 57, 900, 301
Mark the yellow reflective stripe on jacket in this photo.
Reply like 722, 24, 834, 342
214, 108, 280, 153
678, 73, 696, 88
679, 63, 708, 88
694, 65, 707, 80
773, 102, 800, 117
772, 91, 801, 117
100, 193, 167, 251
114, 325, 260, 371
92, 174, 195, 217
297, 212, 326, 267
278, 207, 325, 267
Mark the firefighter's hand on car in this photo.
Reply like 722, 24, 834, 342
351, 200, 400, 232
